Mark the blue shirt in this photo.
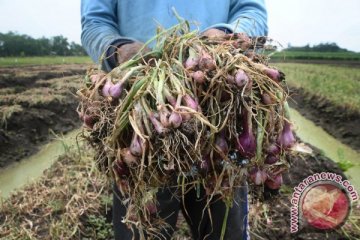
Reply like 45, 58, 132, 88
81, 0, 268, 71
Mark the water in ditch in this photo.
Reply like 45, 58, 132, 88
0, 129, 80, 198
290, 108, 360, 191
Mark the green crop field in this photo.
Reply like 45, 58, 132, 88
275, 63, 360, 112
0, 56, 92, 67
271, 51, 360, 61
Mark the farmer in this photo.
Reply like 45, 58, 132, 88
81, 1, 268, 239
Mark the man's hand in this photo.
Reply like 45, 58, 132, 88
235, 33, 252, 50
117, 42, 150, 64
202, 29, 253, 52
201, 28, 226, 39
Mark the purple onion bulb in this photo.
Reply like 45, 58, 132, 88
234, 69, 249, 88
159, 108, 171, 128
236, 131, 256, 158
109, 82, 123, 99
278, 121, 296, 149
169, 111, 182, 128
120, 148, 138, 166
145, 202, 157, 215
114, 159, 130, 177
250, 168, 267, 185
184, 48, 199, 70
264, 68, 285, 82
192, 70, 205, 84
215, 134, 229, 157
130, 133, 143, 157
90, 73, 105, 84
83, 114, 96, 129
185, 57, 199, 70
261, 93, 273, 105
226, 74, 235, 84
183, 94, 199, 111
165, 94, 177, 107
180, 112, 191, 121
236, 109, 256, 158
265, 155, 279, 164
149, 113, 168, 135
266, 144, 280, 155
198, 51, 216, 71
102, 79, 113, 97
265, 174, 283, 189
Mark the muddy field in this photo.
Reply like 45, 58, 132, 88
0, 64, 91, 167
0, 63, 359, 239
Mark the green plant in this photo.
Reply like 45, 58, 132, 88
86, 214, 114, 240
337, 158, 355, 172
48, 199, 65, 213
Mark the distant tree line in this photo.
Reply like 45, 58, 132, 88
286, 42, 350, 52
0, 32, 87, 57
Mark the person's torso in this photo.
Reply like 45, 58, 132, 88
117, 0, 231, 43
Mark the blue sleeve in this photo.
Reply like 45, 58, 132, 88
208, 0, 268, 36
81, 0, 136, 71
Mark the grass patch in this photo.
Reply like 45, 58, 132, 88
274, 63, 360, 112
271, 51, 360, 61
0, 104, 23, 128
0, 56, 92, 67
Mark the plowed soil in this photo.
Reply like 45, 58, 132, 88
0, 64, 90, 167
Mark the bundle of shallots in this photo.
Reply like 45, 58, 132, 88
77, 19, 295, 238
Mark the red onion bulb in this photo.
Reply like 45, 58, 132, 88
278, 122, 296, 149
265, 174, 283, 189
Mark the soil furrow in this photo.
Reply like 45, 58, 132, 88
0, 65, 88, 167
289, 87, 360, 152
